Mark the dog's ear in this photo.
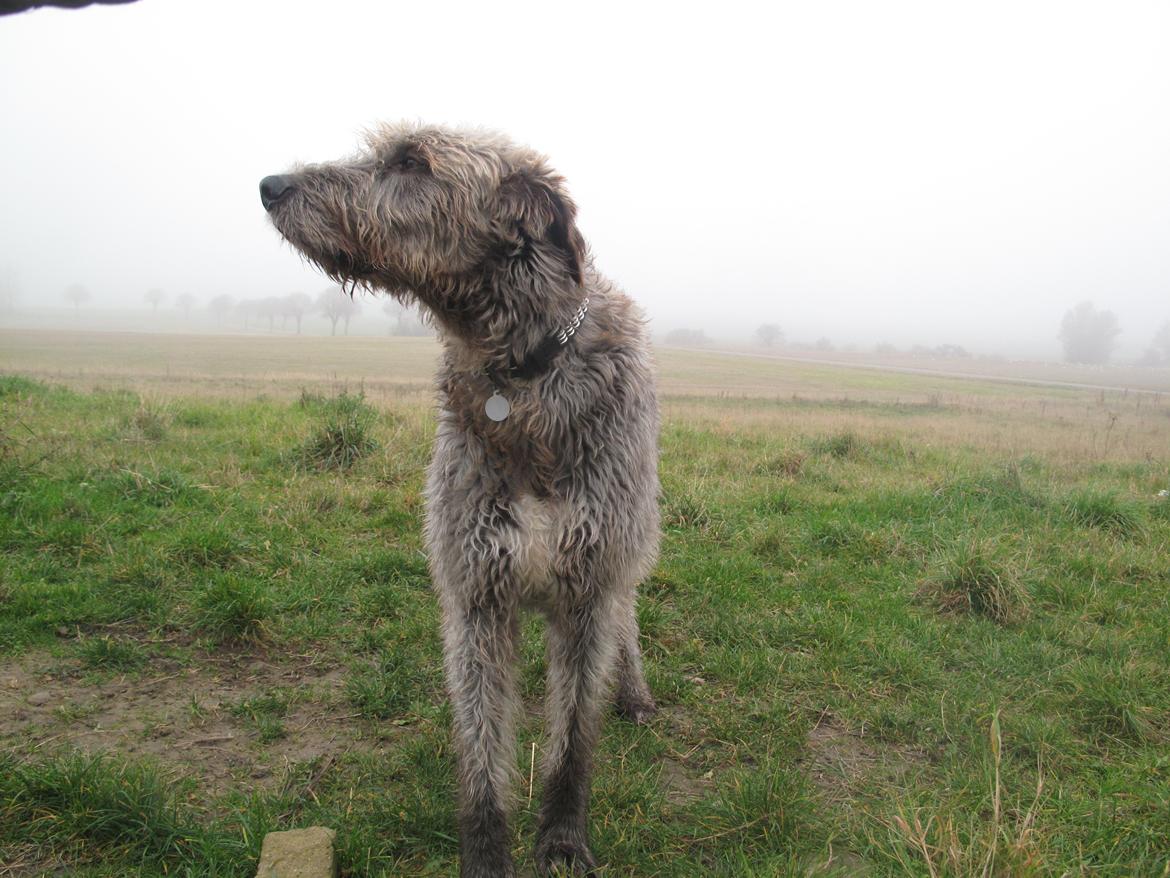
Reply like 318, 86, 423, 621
494, 170, 586, 287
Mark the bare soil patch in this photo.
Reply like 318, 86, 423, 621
801, 712, 926, 805
1, 648, 372, 799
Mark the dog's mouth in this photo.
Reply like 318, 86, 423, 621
311, 248, 380, 294
331, 250, 375, 277
265, 203, 381, 292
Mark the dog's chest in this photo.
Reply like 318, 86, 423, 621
508, 494, 568, 601
441, 376, 567, 491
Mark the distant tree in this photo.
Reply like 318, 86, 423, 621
256, 296, 283, 331
934, 343, 971, 359
814, 337, 835, 352
1136, 347, 1162, 368
317, 287, 362, 336
664, 328, 710, 347
382, 299, 405, 335
64, 283, 90, 315
407, 306, 435, 339
208, 294, 234, 327
235, 298, 259, 331
874, 342, 898, 355
175, 292, 197, 317
755, 323, 783, 348
381, 298, 430, 336
1151, 321, 1170, 362
145, 288, 166, 312
282, 292, 312, 334
404, 309, 433, 336
1059, 301, 1120, 365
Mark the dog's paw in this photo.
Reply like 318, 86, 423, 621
534, 837, 598, 876
461, 866, 515, 878
615, 694, 658, 725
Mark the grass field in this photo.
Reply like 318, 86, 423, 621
1, 331, 1169, 876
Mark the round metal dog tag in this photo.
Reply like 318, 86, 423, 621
485, 391, 511, 422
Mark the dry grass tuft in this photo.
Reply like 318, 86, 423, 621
1064, 490, 1145, 537
296, 390, 380, 471
919, 537, 1030, 624
881, 712, 1046, 877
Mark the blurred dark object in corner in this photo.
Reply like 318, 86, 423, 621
1, 0, 137, 14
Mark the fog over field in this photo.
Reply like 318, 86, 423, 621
1, 0, 1168, 359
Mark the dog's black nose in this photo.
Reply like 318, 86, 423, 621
260, 175, 294, 211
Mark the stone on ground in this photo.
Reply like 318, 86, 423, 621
255, 826, 337, 878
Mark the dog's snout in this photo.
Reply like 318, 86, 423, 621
259, 175, 295, 211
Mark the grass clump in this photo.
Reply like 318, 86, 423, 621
128, 399, 170, 441
1064, 490, 1144, 536
1067, 663, 1165, 745
753, 449, 806, 477
169, 525, 246, 568
921, 537, 1029, 623
173, 403, 227, 428
1152, 492, 1170, 522
297, 390, 380, 471
110, 467, 196, 507
810, 430, 864, 459
754, 487, 797, 516
938, 464, 1040, 514
661, 489, 714, 532
230, 691, 294, 743
78, 635, 148, 672
192, 574, 271, 641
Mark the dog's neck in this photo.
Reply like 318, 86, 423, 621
486, 296, 589, 382
416, 256, 589, 382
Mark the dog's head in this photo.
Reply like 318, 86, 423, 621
260, 123, 585, 311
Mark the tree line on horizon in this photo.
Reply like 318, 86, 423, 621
48, 284, 431, 337
667, 302, 1170, 367
3, 281, 1168, 365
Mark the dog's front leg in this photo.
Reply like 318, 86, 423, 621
440, 583, 520, 878
535, 593, 621, 875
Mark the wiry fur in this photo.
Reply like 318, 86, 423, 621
262, 123, 660, 877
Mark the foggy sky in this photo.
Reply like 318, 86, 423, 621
1, 0, 1168, 358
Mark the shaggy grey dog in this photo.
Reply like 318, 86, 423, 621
260, 123, 660, 877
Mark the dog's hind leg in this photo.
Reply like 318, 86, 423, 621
614, 596, 657, 725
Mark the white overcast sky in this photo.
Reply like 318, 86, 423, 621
1, 0, 1167, 356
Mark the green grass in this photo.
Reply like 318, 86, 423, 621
0, 750, 247, 874
1, 375, 1169, 876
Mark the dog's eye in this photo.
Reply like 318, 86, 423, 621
376, 156, 424, 174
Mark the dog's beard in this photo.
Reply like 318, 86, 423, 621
314, 249, 380, 296
268, 205, 382, 296
283, 231, 382, 296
